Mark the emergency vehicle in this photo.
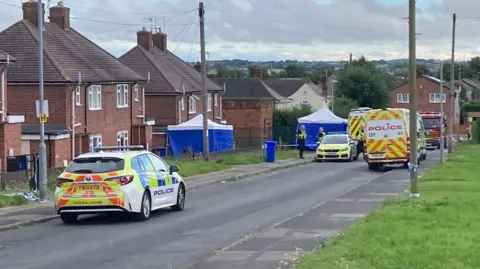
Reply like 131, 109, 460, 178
347, 107, 371, 153
363, 108, 427, 171
419, 111, 447, 149
54, 146, 186, 224
315, 133, 358, 162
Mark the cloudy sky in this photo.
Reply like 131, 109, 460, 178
0, 0, 479, 61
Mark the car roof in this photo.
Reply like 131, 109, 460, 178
74, 150, 152, 160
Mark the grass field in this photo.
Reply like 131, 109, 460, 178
0, 192, 29, 208
295, 143, 480, 269
167, 149, 299, 177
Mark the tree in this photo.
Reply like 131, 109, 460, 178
333, 96, 358, 119
416, 64, 433, 77
285, 64, 306, 78
336, 58, 391, 108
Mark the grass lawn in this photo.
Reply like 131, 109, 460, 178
0, 192, 29, 208
295, 143, 480, 269
168, 149, 299, 177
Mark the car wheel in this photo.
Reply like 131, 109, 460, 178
368, 163, 378, 171
171, 184, 186, 212
135, 191, 151, 221
60, 213, 78, 224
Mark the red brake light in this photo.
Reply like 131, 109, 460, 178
106, 175, 134, 186
56, 178, 74, 187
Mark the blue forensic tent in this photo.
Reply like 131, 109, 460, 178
296, 108, 348, 150
167, 114, 234, 156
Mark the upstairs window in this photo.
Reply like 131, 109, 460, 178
189, 95, 196, 114
207, 94, 212, 111
429, 93, 446, 103
88, 85, 102, 110
396, 93, 409, 103
117, 84, 129, 107
134, 84, 139, 102
75, 86, 81, 106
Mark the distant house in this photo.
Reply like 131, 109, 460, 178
211, 77, 290, 148
119, 28, 224, 149
391, 75, 460, 124
0, 50, 24, 172
0, 1, 150, 167
459, 78, 480, 100
263, 78, 327, 111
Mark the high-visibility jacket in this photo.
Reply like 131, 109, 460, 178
317, 132, 326, 142
357, 130, 364, 141
297, 130, 307, 140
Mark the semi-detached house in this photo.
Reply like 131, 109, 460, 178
119, 28, 224, 149
0, 1, 152, 168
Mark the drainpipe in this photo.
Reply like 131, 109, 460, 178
143, 72, 151, 125
71, 72, 81, 159
220, 82, 226, 121
0, 55, 11, 122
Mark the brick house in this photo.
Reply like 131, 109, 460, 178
0, 1, 152, 168
391, 75, 460, 124
211, 75, 290, 148
119, 28, 224, 149
0, 51, 25, 172
264, 78, 327, 111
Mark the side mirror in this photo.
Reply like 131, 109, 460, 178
170, 165, 180, 174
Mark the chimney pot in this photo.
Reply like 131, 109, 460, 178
252, 64, 263, 79
49, 1, 70, 30
194, 62, 201, 72
23, 0, 45, 27
137, 28, 152, 50
152, 29, 167, 52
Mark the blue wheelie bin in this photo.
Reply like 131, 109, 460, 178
265, 141, 277, 163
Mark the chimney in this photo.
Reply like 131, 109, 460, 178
49, 1, 70, 30
194, 61, 201, 72
252, 64, 263, 79
137, 27, 152, 50
23, 0, 45, 27
152, 28, 167, 52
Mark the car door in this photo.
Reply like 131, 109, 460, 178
147, 154, 176, 206
137, 154, 162, 207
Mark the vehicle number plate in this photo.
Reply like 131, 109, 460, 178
326, 152, 337, 156
76, 184, 101, 191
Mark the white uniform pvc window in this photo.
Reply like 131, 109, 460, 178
75, 86, 81, 106
301, 100, 310, 104
88, 85, 102, 110
89, 135, 102, 152
117, 131, 129, 147
180, 97, 185, 110
214, 93, 218, 106
133, 84, 139, 102
207, 93, 212, 111
188, 96, 196, 114
429, 93, 446, 103
397, 93, 409, 103
117, 84, 129, 108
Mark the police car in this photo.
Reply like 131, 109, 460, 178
315, 134, 358, 161
54, 146, 186, 224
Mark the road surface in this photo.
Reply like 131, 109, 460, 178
0, 152, 441, 269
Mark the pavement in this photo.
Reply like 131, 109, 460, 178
0, 151, 444, 269
0, 154, 314, 231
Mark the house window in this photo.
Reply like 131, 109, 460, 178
302, 100, 310, 104
214, 93, 218, 106
188, 95, 196, 114
397, 93, 409, 103
117, 131, 128, 147
117, 84, 129, 107
429, 93, 446, 103
75, 86, 81, 106
89, 135, 102, 152
180, 97, 185, 110
207, 93, 212, 111
133, 84, 139, 102
88, 85, 102, 110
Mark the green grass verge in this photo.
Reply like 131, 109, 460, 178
0, 192, 29, 208
295, 143, 480, 269
168, 149, 299, 177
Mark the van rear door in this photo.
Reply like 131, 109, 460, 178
365, 116, 407, 159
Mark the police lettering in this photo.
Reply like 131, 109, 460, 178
154, 188, 174, 196
368, 125, 402, 131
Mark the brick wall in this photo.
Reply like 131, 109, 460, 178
391, 77, 453, 119
0, 123, 22, 172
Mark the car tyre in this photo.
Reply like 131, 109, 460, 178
135, 191, 151, 221
368, 163, 378, 171
171, 184, 186, 212
60, 213, 78, 224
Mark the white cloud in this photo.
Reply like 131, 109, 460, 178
0, 0, 479, 61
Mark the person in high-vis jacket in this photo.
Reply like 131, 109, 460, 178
356, 128, 364, 153
296, 125, 307, 159
317, 127, 326, 143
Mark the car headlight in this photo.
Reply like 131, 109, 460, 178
341, 147, 349, 151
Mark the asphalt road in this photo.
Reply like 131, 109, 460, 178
0, 154, 438, 269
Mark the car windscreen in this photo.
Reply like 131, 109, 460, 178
423, 118, 442, 129
321, 135, 348, 144
65, 157, 124, 174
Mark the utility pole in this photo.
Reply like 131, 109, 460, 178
199, 1, 210, 160
448, 13, 456, 153
440, 61, 445, 163
38, 0, 47, 200
456, 67, 461, 141
408, 0, 419, 198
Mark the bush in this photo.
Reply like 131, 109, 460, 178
473, 120, 480, 144
273, 104, 312, 144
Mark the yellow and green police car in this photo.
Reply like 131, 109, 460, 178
54, 146, 186, 224
315, 134, 359, 162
